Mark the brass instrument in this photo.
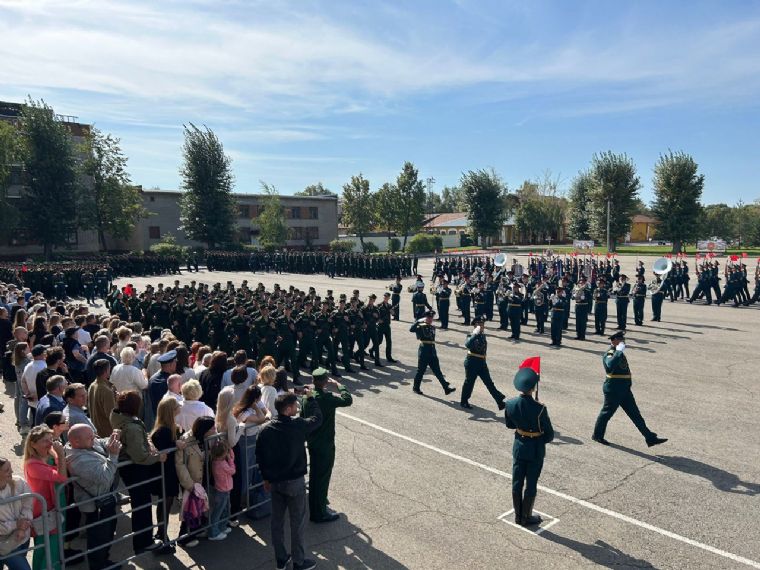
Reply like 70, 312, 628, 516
573, 285, 584, 303
532, 287, 545, 307
407, 285, 416, 293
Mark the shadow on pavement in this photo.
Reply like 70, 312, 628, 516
610, 444, 760, 495
541, 532, 659, 569
550, 431, 584, 446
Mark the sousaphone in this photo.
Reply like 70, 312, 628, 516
652, 257, 672, 275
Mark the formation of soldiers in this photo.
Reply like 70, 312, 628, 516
108, 280, 397, 383
410, 254, 760, 349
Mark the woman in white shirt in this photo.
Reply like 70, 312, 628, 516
110, 347, 149, 395
176, 380, 214, 433
257, 365, 278, 420
232, 385, 270, 518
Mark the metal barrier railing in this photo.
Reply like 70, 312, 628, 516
0, 491, 54, 570
26, 428, 276, 570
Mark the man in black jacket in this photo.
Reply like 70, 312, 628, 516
256, 392, 323, 570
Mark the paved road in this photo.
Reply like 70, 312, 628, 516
3, 254, 758, 569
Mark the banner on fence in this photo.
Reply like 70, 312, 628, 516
573, 240, 595, 250
696, 239, 727, 253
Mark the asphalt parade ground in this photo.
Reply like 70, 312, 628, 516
3, 255, 759, 570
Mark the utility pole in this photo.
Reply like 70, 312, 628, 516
426, 177, 436, 215
606, 197, 611, 252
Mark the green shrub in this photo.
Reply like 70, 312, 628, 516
362, 241, 379, 253
406, 233, 442, 253
330, 239, 355, 253
149, 234, 188, 260
389, 237, 401, 253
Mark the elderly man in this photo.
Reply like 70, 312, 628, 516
66, 424, 122, 570
34, 375, 68, 427
63, 382, 96, 431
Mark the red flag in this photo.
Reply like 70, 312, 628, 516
21, 264, 27, 273
519, 356, 541, 376
742, 252, 748, 258
730, 254, 739, 262
666, 253, 672, 259
606, 252, 611, 259
529, 252, 533, 257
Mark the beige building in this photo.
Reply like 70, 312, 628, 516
130, 189, 338, 251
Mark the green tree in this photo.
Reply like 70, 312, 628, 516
0, 121, 20, 242
698, 203, 736, 240
424, 191, 444, 213
735, 200, 760, 247
19, 98, 80, 259
650, 151, 705, 253
178, 124, 236, 248
80, 128, 148, 251
341, 173, 375, 247
567, 170, 593, 240
257, 183, 288, 249
392, 162, 427, 250
374, 182, 399, 241
514, 177, 567, 244
295, 182, 336, 197
440, 185, 464, 212
587, 151, 641, 251
461, 169, 506, 246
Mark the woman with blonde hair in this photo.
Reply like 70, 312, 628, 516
150, 398, 186, 551
176, 380, 214, 432
22, 426, 68, 570
257, 365, 278, 419
215, 386, 243, 523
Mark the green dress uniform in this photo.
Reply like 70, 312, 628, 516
410, 314, 455, 395
615, 281, 631, 330
376, 298, 396, 362
508, 290, 524, 340
592, 333, 666, 447
304, 374, 353, 522
411, 288, 431, 320
574, 284, 591, 340
593, 286, 609, 335
632, 280, 647, 325
651, 278, 665, 321
390, 282, 402, 320
549, 291, 565, 346
505, 367, 554, 526
460, 321, 505, 410
437, 285, 451, 329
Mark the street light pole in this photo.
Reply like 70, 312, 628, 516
426, 177, 436, 215
606, 197, 611, 252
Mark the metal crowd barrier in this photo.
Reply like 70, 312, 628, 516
15, 429, 275, 570
0, 491, 54, 570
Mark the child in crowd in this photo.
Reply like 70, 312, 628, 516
208, 440, 235, 541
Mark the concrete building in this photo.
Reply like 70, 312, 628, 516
132, 189, 338, 251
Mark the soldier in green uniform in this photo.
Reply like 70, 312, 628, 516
188, 297, 209, 345
411, 282, 431, 320
549, 286, 565, 347
390, 276, 403, 320
593, 277, 609, 335
460, 317, 505, 411
111, 291, 129, 321
296, 300, 317, 371
632, 275, 647, 326
410, 310, 456, 396
505, 358, 553, 526
315, 301, 340, 377
650, 275, 665, 322
276, 305, 299, 383
170, 293, 191, 344
304, 368, 353, 523
592, 331, 668, 447
376, 292, 397, 363
574, 277, 591, 340
508, 282, 523, 340
437, 280, 452, 329
82, 270, 95, 304
228, 304, 253, 355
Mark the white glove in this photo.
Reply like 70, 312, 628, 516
616, 342, 626, 352
472, 327, 482, 335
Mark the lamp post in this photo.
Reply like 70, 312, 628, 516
606, 197, 611, 252
426, 177, 436, 215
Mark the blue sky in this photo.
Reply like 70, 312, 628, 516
1, 0, 759, 204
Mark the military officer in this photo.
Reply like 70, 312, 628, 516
632, 275, 647, 326
574, 277, 591, 340
549, 286, 565, 347
593, 277, 609, 335
650, 275, 665, 322
438, 280, 452, 329
304, 368, 353, 523
508, 282, 524, 340
390, 276, 403, 320
376, 292, 397, 363
409, 310, 456, 396
411, 282, 431, 320
460, 316, 505, 411
505, 358, 553, 527
592, 332, 667, 447
615, 274, 631, 330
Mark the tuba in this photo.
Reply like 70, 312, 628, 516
652, 257, 673, 276
573, 285, 584, 302
532, 286, 545, 307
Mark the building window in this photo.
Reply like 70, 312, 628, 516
291, 207, 302, 219
308, 207, 318, 220
238, 205, 250, 218
306, 226, 319, 240
149, 226, 161, 239
149, 196, 155, 202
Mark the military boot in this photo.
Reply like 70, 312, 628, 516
512, 493, 523, 524
521, 496, 542, 526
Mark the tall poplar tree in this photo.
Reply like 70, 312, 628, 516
178, 124, 235, 248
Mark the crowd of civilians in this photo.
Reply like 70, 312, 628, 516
0, 282, 354, 570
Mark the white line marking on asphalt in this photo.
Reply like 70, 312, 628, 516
338, 411, 760, 569
497, 509, 560, 536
